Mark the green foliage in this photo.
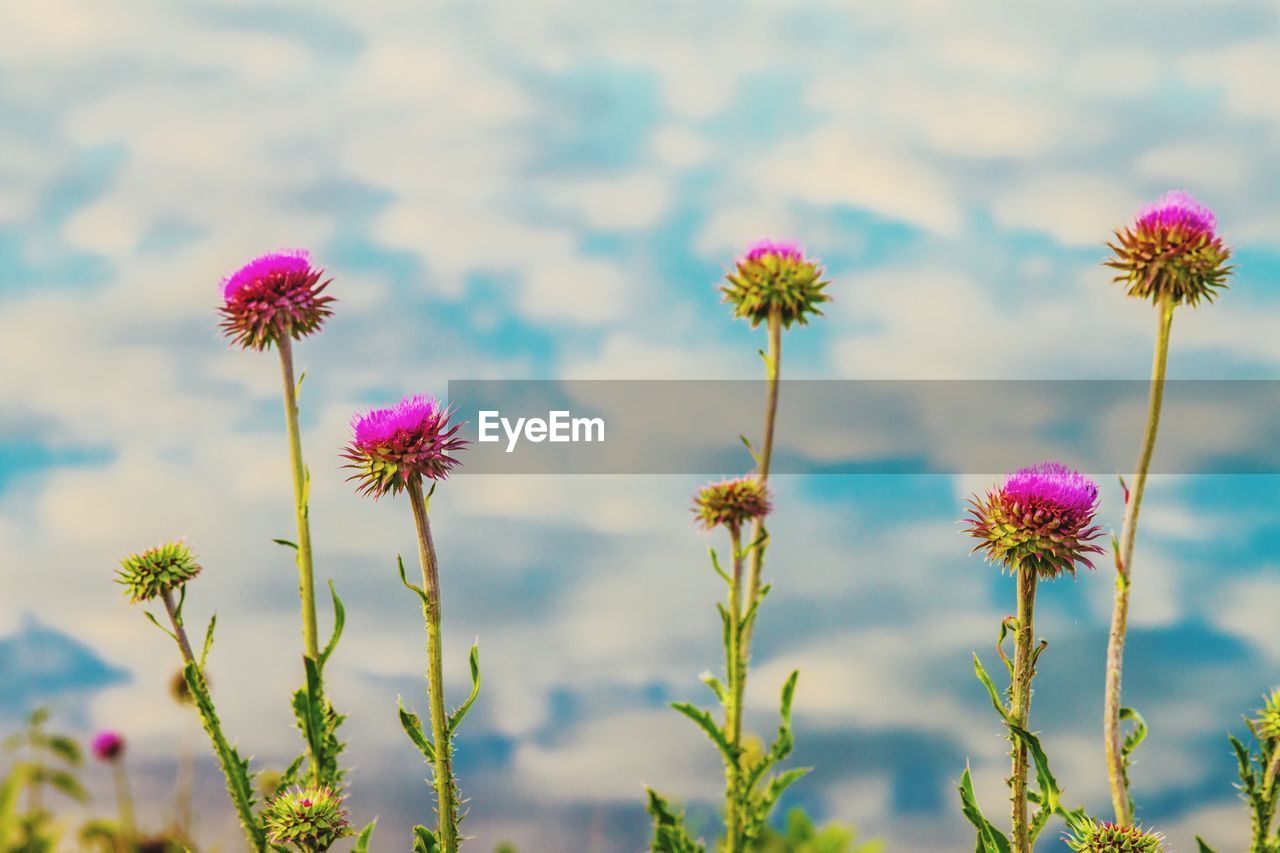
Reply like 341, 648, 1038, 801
645, 789, 706, 853
1198, 703, 1280, 853
1117, 705, 1149, 820
1, 708, 88, 853
957, 627, 1085, 850
751, 808, 882, 853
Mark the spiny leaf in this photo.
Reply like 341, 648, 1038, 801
958, 765, 1011, 853
398, 699, 436, 763
448, 643, 482, 735
352, 819, 377, 853
1195, 836, 1219, 853
672, 701, 735, 764
320, 580, 346, 669
645, 788, 706, 853
700, 671, 728, 705
398, 554, 431, 610
1009, 725, 1062, 843
143, 609, 179, 643
973, 654, 1011, 724
201, 613, 217, 670
411, 825, 441, 853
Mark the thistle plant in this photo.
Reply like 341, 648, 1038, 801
117, 540, 268, 852
343, 394, 476, 853
646, 240, 827, 852
1196, 688, 1280, 853
1102, 191, 1233, 824
959, 462, 1102, 853
90, 731, 135, 847
264, 786, 351, 852
219, 249, 348, 795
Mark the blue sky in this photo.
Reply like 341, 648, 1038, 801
2, 0, 1279, 849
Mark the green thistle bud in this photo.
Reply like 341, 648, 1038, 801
264, 786, 350, 852
722, 239, 830, 329
1066, 820, 1166, 852
116, 540, 202, 604
1254, 688, 1280, 742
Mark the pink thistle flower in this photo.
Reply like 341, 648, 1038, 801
693, 476, 771, 532
218, 249, 334, 350
91, 730, 125, 762
964, 461, 1104, 580
343, 394, 467, 498
1106, 190, 1232, 307
722, 239, 830, 329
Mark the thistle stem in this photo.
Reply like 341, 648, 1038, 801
724, 526, 746, 852
111, 760, 136, 850
739, 311, 782, 669
276, 335, 320, 662
406, 476, 460, 853
161, 589, 267, 852
1010, 568, 1038, 853
1104, 295, 1174, 825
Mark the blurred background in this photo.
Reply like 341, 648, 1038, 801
2, 0, 1279, 849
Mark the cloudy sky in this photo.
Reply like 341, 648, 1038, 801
2, 0, 1279, 849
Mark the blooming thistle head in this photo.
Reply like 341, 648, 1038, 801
1253, 688, 1280, 742
964, 461, 1103, 580
264, 786, 350, 852
1065, 820, 1166, 852
218, 249, 334, 350
90, 731, 125, 762
722, 239, 830, 329
343, 394, 467, 498
693, 476, 771, 533
116, 540, 202, 603
1106, 190, 1232, 307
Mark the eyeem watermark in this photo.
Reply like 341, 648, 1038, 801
478, 410, 606, 453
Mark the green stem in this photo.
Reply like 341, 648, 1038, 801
1009, 568, 1038, 853
277, 335, 320, 662
1104, 295, 1174, 825
111, 760, 136, 849
724, 525, 746, 852
162, 590, 267, 853
739, 311, 782, 674
406, 477, 460, 853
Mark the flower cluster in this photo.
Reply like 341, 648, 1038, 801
90, 730, 125, 762
264, 786, 351, 852
722, 239, 830, 329
218, 249, 334, 350
1065, 820, 1166, 852
1106, 190, 1232, 307
343, 394, 467, 498
693, 476, 771, 532
965, 461, 1103, 580
116, 540, 203, 603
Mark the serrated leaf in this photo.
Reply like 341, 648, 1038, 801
399, 699, 435, 763
958, 765, 1011, 853
412, 825, 441, 853
973, 654, 1010, 723
320, 580, 346, 669
1009, 725, 1061, 843
448, 643, 481, 735
672, 701, 734, 763
699, 671, 728, 705
201, 613, 217, 670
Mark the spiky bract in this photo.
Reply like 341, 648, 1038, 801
263, 786, 350, 852
693, 476, 771, 532
219, 249, 334, 350
1105, 190, 1231, 307
965, 461, 1103, 580
722, 239, 830, 328
1066, 820, 1166, 852
343, 394, 466, 498
116, 540, 202, 603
